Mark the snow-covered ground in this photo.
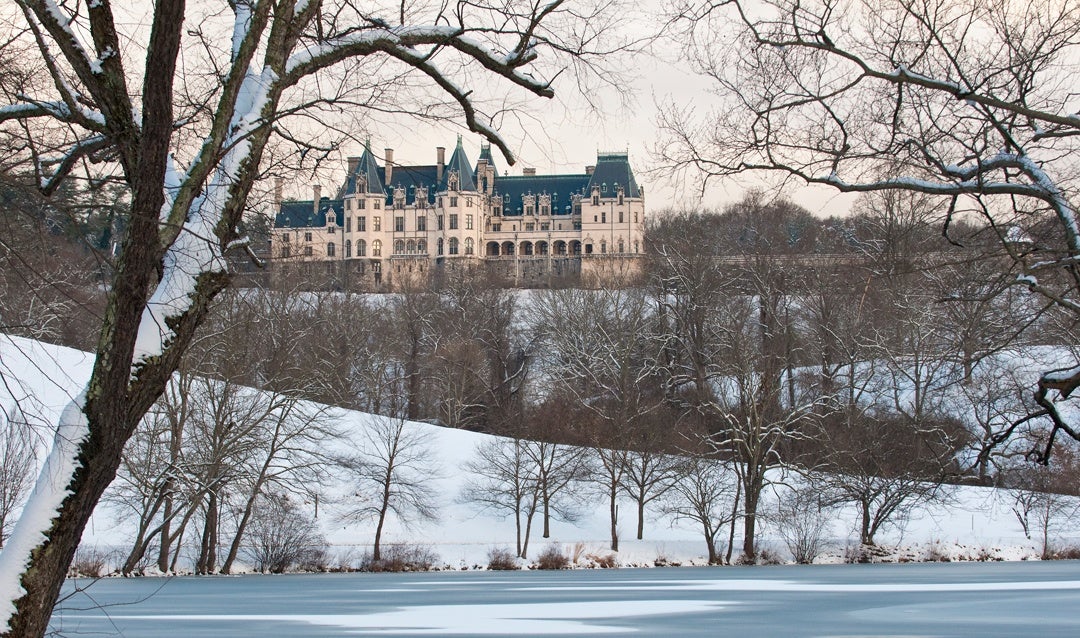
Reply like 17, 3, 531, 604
0, 334, 1075, 572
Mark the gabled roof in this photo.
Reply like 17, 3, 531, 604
586, 152, 641, 198
493, 174, 591, 216
440, 136, 477, 192
275, 198, 342, 228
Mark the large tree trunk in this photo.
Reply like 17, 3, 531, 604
2, 410, 137, 636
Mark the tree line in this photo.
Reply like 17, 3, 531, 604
6, 190, 1075, 571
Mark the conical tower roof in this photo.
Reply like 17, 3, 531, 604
345, 141, 385, 195
440, 136, 477, 192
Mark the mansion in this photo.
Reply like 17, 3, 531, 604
271, 138, 645, 288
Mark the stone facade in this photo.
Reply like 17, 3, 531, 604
271, 138, 645, 288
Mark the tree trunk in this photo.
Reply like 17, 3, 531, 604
2, 415, 137, 636
157, 487, 174, 572
196, 492, 219, 574
704, 522, 717, 565
609, 485, 619, 552
373, 503, 389, 562
726, 480, 741, 565
521, 505, 535, 560
742, 474, 761, 560
221, 488, 260, 574
860, 500, 873, 546
542, 492, 551, 539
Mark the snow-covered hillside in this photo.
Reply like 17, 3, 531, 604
0, 334, 1074, 572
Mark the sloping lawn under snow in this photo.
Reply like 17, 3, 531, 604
1, 334, 1074, 572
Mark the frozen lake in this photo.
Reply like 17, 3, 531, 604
52, 562, 1080, 636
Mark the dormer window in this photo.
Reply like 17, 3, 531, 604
448, 170, 460, 191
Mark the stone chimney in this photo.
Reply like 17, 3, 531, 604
347, 156, 360, 175
522, 167, 536, 176
585, 165, 595, 175
436, 146, 446, 182
384, 148, 394, 184
312, 184, 321, 214
274, 177, 283, 207
487, 165, 496, 195
477, 159, 488, 192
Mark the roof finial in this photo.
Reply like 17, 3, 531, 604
456, 133, 464, 147
364, 137, 372, 151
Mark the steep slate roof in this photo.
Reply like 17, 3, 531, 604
439, 137, 477, 192
385, 164, 439, 206
586, 152, 641, 198
275, 198, 343, 228
275, 143, 643, 229
341, 144, 385, 197
494, 174, 591, 216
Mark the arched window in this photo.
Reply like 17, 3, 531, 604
345, 240, 351, 258
437, 238, 444, 255
327, 242, 336, 257
372, 239, 382, 257
406, 239, 416, 253
618, 239, 624, 253
449, 237, 459, 255
417, 239, 427, 253
464, 237, 474, 255
357, 239, 366, 256
394, 239, 405, 254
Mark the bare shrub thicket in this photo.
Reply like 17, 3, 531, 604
769, 487, 833, 564
534, 545, 570, 570
243, 494, 326, 574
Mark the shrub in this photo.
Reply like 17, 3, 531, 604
296, 546, 331, 572
534, 544, 570, 570
587, 553, 618, 568
771, 489, 833, 564
68, 547, 110, 578
1045, 545, 1080, 560
486, 548, 519, 571
244, 493, 327, 573
360, 544, 439, 572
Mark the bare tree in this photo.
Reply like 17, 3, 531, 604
460, 437, 540, 558
0, 412, 35, 549
1006, 447, 1080, 559
0, 0, 625, 630
338, 415, 441, 562
659, 0, 1080, 458
532, 286, 664, 550
814, 412, 963, 546
661, 456, 738, 565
